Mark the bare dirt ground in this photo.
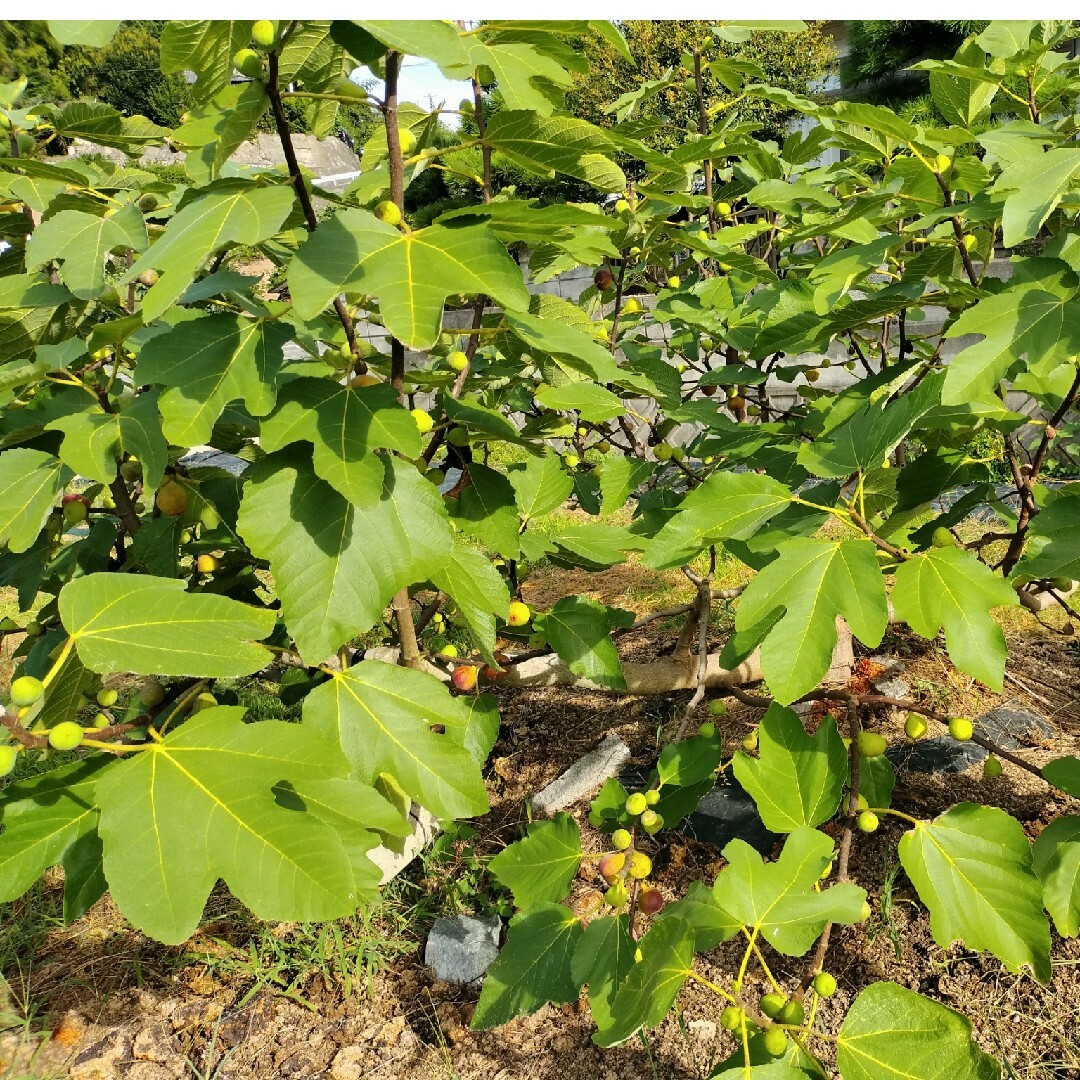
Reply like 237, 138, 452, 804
2, 622, 1079, 1080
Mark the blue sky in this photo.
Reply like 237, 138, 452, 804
355, 58, 472, 129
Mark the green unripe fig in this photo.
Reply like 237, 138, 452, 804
625, 792, 648, 816
667, 275, 681, 289
742, 729, 758, 751
984, 755, 1003, 778
138, 193, 158, 213
1052, 576, 1073, 592
614, 198, 630, 213
762, 1026, 788, 1058
93, 712, 111, 729
671, 446, 686, 462
597, 440, 611, 454
95, 688, 118, 708
778, 1000, 804, 1026
397, 127, 417, 156
963, 233, 977, 252
25, 620, 42, 637
138, 268, 160, 288
48, 721, 84, 751
905, 713, 928, 739
138, 680, 165, 708
860, 900, 872, 921
759, 993, 786, 1019
191, 692, 218, 714
931, 526, 957, 548
813, 971, 837, 997
716, 201, 732, 216
640, 810, 663, 834
251, 20, 276, 48
446, 427, 470, 446
447, 350, 469, 372
0, 743, 17, 776
10, 676, 45, 708
563, 454, 580, 470
339, 341, 354, 359
644, 788, 660, 806
588, 809, 603, 827
439, 643, 459, 658
232, 48, 263, 79
934, 153, 952, 174
605, 879, 629, 908
857, 810, 880, 833
621, 297, 642, 315
654, 443, 673, 461
708, 699, 727, 717
425, 468, 446, 486
628, 851, 652, 879
857, 731, 888, 758
949, 716, 973, 741
120, 459, 143, 483
374, 200, 402, 227
698, 721, 715, 738
611, 828, 632, 851
719, 1005, 742, 1031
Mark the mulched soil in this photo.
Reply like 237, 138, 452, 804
2, 623, 1079, 1080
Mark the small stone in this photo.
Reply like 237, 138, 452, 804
688, 1018, 717, 1041
330, 1046, 366, 1080
871, 676, 910, 700
425, 914, 502, 985
679, 774, 779, 855
70, 1031, 132, 1080
533, 735, 632, 815
975, 707, 1054, 751
886, 737, 987, 774
132, 1021, 177, 1063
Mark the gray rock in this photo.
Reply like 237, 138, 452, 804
425, 914, 502, 985
886, 737, 987, 774
870, 676, 911, 700
680, 774, 779, 855
533, 734, 632, 815
868, 655, 907, 677
976, 707, 1054, 751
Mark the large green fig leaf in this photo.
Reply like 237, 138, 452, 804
533, 595, 635, 690
237, 450, 451, 664
891, 547, 1018, 691
489, 813, 581, 910
0, 758, 107, 905
137, 312, 293, 447
1015, 483, 1080, 582
160, 21, 255, 106
712, 828, 866, 956
484, 111, 625, 191
941, 281, 1080, 404
95, 706, 359, 944
595, 916, 695, 1046
288, 210, 529, 349
571, 914, 636, 1035
46, 392, 167, 492
508, 450, 575, 522
837, 982, 1000, 1080
429, 545, 510, 665
27, 203, 147, 299
993, 148, 1080, 247
303, 660, 488, 820
59, 574, 276, 677
123, 179, 295, 321
1032, 815, 1080, 938
658, 880, 741, 951
0, 448, 72, 553
472, 904, 583, 1029
734, 538, 888, 704
732, 703, 848, 832
897, 803, 1052, 981
259, 378, 420, 509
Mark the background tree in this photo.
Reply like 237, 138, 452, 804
840, 20, 987, 108
567, 20, 836, 146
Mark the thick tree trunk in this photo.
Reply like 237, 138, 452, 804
364, 619, 855, 696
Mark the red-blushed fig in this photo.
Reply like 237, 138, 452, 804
451, 665, 478, 693
594, 267, 614, 291
637, 883, 664, 915
597, 851, 625, 882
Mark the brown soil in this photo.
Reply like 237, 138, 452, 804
2, 624, 1079, 1080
